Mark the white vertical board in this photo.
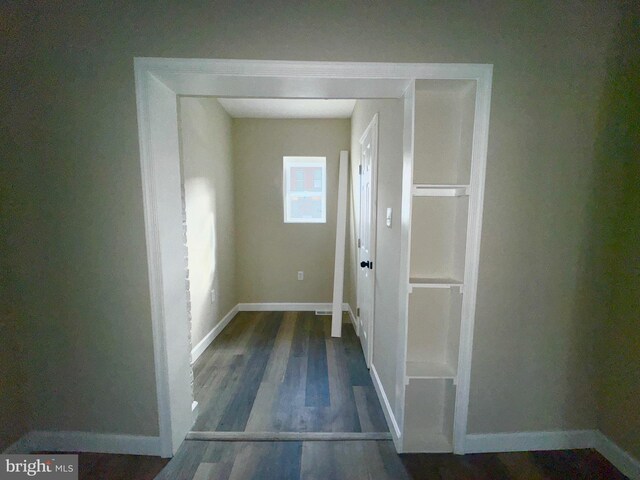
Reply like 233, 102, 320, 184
331, 151, 349, 337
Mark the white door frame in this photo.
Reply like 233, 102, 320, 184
356, 114, 379, 367
133, 58, 492, 457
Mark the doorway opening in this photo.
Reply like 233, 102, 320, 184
176, 96, 383, 439
134, 59, 491, 457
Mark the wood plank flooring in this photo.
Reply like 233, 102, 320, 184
156, 441, 628, 480
155, 440, 408, 480
191, 311, 387, 434
151, 310, 629, 479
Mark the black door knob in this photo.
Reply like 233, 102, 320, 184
360, 260, 373, 269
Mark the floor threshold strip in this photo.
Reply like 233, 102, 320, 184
186, 431, 393, 442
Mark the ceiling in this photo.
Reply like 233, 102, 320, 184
216, 98, 356, 119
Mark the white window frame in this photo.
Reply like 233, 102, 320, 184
283, 156, 327, 223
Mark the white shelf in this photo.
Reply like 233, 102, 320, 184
409, 277, 463, 290
406, 360, 456, 380
412, 184, 469, 197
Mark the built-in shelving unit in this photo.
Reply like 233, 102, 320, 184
398, 75, 489, 454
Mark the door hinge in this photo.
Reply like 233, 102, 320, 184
358, 164, 362, 175
357, 238, 361, 248
356, 307, 360, 317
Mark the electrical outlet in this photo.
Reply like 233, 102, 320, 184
210, 289, 216, 304
298, 271, 304, 281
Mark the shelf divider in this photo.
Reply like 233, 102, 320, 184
412, 184, 469, 197
409, 277, 463, 292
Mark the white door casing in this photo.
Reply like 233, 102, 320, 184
357, 114, 379, 368
133, 58, 492, 456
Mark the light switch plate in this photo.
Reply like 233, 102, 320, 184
386, 207, 392, 227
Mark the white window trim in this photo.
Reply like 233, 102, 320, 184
283, 156, 327, 223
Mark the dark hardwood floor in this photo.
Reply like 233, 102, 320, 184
155, 441, 627, 480
191, 311, 387, 433
36, 452, 168, 480
401, 449, 628, 479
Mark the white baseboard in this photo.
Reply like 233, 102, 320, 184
346, 303, 359, 335
370, 364, 402, 448
4, 431, 162, 456
191, 305, 239, 363
595, 431, 640, 480
464, 429, 597, 454
238, 302, 349, 313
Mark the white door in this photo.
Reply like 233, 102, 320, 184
357, 114, 378, 368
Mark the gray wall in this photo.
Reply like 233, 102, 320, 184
348, 100, 404, 416
0, 311, 29, 450
233, 118, 350, 303
2, 0, 632, 448
179, 97, 238, 348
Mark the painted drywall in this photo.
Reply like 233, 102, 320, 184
0, 133, 33, 448
233, 119, 350, 303
590, 5, 640, 459
1, 1, 626, 439
348, 100, 404, 417
0, 311, 28, 450
178, 97, 238, 349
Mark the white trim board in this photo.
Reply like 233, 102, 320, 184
190, 305, 239, 363
3, 431, 161, 457
331, 150, 349, 337
595, 431, 640, 480
187, 431, 391, 441
370, 364, 402, 451
464, 430, 597, 454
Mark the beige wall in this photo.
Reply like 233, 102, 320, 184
233, 119, 350, 303
179, 97, 238, 348
591, 5, 640, 459
348, 100, 404, 416
2, 1, 630, 443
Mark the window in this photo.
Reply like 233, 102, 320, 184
283, 156, 327, 223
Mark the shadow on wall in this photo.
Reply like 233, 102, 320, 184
574, 1, 640, 458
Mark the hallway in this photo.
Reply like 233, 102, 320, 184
159, 310, 406, 479
191, 311, 388, 434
